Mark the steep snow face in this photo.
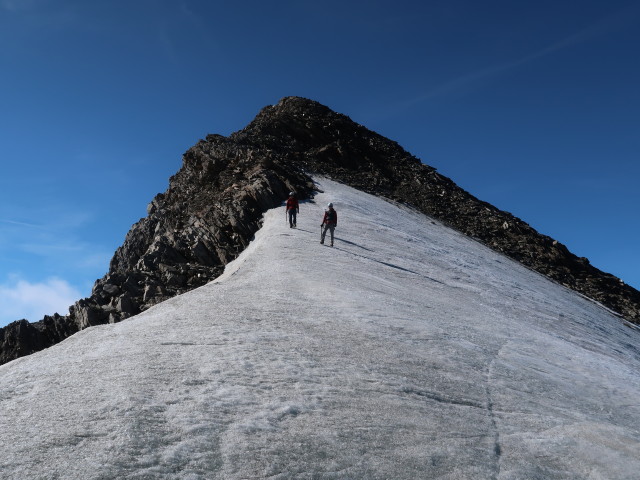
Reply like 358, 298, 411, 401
2, 178, 640, 479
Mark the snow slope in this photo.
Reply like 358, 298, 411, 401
2, 178, 640, 479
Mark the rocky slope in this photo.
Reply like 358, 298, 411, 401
2, 96, 638, 365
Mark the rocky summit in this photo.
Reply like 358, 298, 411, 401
1, 96, 639, 365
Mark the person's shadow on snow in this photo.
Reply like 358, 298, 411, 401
333, 237, 374, 252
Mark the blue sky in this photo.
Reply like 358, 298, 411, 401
1, 0, 638, 326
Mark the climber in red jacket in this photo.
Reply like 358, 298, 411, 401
286, 192, 299, 228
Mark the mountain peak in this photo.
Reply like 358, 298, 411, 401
260, 96, 336, 118
239, 96, 335, 131
234, 95, 369, 152
1, 98, 639, 365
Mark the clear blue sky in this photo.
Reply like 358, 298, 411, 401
1, 0, 639, 326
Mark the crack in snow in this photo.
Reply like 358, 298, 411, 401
400, 386, 485, 409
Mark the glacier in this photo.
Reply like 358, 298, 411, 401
1, 178, 640, 479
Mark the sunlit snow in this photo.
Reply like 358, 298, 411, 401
2, 178, 640, 479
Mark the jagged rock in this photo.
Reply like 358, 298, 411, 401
102, 283, 120, 296
70, 299, 109, 330
0, 315, 78, 365
1, 96, 639, 365
115, 294, 137, 318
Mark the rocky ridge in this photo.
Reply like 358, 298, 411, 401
1, 96, 638, 365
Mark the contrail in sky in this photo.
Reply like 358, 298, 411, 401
0, 219, 42, 229
405, 2, 640, 107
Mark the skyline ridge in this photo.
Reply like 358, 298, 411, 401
1, 95, 639, 365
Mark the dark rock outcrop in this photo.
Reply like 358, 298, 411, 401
1, 96, 638, 365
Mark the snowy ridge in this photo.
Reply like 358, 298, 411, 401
1, 178, 640, 479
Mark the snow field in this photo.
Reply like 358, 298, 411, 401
1, 178, 640, 479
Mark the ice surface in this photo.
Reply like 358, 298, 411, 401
1, 178, 640, 479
